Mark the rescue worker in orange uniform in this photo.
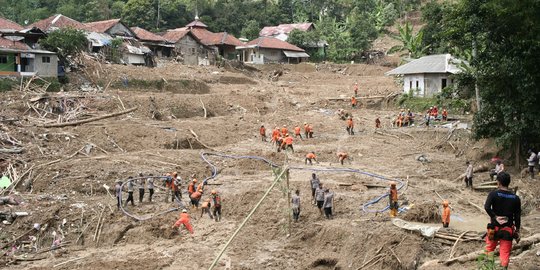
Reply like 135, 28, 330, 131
389, 181, 398, 217
271, 127, 280, 146
484, 172, 521, 269
260, 125, 266, 141
196, 180, 204, 193
442, 108, 448, 121
172, 209, 193, 234
190, 189, 203, 209
337, 152, 349, 165
346, 117, 354, 135
442, 200, 451, 228
375, 117, 381, 128
307, 124, 313, 138
187, 178, 197, 197
170, 172, 181, 203
294, 126, 302, 139
305, 152, 317, 165
281, 125, 288, 137
282, 134, 294, 153
351, 96, 357, 108
201, 198, 213, 219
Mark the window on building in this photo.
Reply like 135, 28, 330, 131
442, 78, 447, 89
42, 56, 51, 63
409, 80, 412, 89
416, 81, 419, 88
0, 55, 7, 64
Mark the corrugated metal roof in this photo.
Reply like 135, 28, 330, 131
385, 54, 464, 75
283, 51, 310, 58
86, 32, 113, 47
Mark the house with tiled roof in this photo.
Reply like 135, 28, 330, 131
236, 36, 309, 64
0, 36, 58, 77
0, 17, 24, 32
162, 28, 214, 65
131, 27, 174, 58
85, 19, 135, 38
184, 19, 243, 60
29, 14, 87, 33
259, 23, 314, 41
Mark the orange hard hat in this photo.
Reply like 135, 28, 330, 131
443, 200, 449, 206
172, 172, 178, 177
193, 179, 197, 183
198, 189, 203, 192
390, 181, 397, 186
211, 190, 217, 194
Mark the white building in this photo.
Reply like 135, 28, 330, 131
385, 54, 464, 97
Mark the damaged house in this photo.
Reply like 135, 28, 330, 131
162, 28, 214, 65
131, 27, 174, 58
236, 36, 309, 64
182, 18, 244, 60
85, 19, 154, 66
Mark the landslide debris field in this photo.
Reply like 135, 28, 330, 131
1, 61, 539, 270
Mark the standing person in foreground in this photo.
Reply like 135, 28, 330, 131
484, 172, 521, 270
315, 183, 325, 215
490, 160, 505, 181
389, 181, 398, 217
323, 188, 334, 219
147, 175, 154, 202
211, 190, 222, 222
291, 189, 301, 222
310, 173, 320, 205
124, 177, 135, 207
526, 149, 537, 179
442, 200, 450, 228
172, 209, 194, 235
465, 161, 473, 189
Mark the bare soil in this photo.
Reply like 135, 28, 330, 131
1, 61, 539, 270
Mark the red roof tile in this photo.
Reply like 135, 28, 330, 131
29, 14, 87, 32
0, 17, 23, 31
190, 28, 243, 47
85, 19, 121, 33
186, 19, 207, 28
0, 36, 30, 50
245, 37, 304, 52
162, 29, 190, 43
131, 27, 165, 42
259, 23, 314, 37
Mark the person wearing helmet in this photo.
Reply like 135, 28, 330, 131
442, 200, 451, 228
389, 181, 398, 217
201, 198, 213, 219
351, 96, 357, 108
294, 125, 302, 139
172, 208, 193, 234
259, 125, 267, 142
303, 122, 309, 138
211, 190, 222, 222
188, 178, 197, 196
346, 116, 354, 135
271, 127, 280, 146
282, 134, 294, 153
170, 173, 182, 203
281, 125, 288, 137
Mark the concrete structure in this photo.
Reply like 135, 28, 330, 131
385, 54, 464, 97
259, 22, 327, 59
236, 37, 309, 64
162, 28, 214, 65
182, 19, 244, 59
0, 46, 58, 77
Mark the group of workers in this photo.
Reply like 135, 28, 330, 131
260, 124, 314, 153
393, 109, 415, 127
114, 172, 223, 235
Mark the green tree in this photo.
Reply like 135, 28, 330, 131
39, 28, 87, 58
240, 20, 260, 40
446, 0, 540, 158
122, 0, 156, 30
389, 22, 429, 59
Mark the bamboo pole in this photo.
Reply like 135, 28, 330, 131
208, 167, 289, 270
286, 169, 291, 236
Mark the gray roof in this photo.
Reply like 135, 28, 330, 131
385, 54, 464, 76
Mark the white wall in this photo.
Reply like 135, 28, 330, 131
404, 73, 455, 97
403, 74, 425, 96
124, 53, 145, 65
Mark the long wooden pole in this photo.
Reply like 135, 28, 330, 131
40, 107, 137, 128
286, 168, 291, 236
208, 166, 288, 270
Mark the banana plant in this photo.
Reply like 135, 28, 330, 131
388, 22, 430, 59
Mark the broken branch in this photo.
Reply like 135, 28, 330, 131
39, 107, 137, 128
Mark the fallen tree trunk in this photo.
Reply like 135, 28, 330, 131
39, 107, 137, 128
442, 233, 540, 266
453, 165, 489, 182
0, 148, 23, 154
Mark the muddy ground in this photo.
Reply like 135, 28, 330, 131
0, 60, 539, 270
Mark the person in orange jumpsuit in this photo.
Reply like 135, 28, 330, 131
389, 181, 398, 217
281, 134, 294, 153
337, 152, 349, 165
260, 125, 266, 141
294, 126, 302, 139
281, 125, 288, 137
351, 96, 357, 108
346, 117, 354, 135
271, 127, 280, 146
196, 180, 204, 193
187, 178, 197, 197
169, 172, 181, 203
484, 172, 521, 269
190, 189, 203, 209
307, 124, 313, 138
442, 200, 451, 228
375, 117, 381, 128
431, 106, 439, 118
200, 198, 213, 219
442, 108, 448, 121
353, 82, 358, 96
396, 114, 404, 127
172, 209, 193, 234
305, 152, 317, 165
